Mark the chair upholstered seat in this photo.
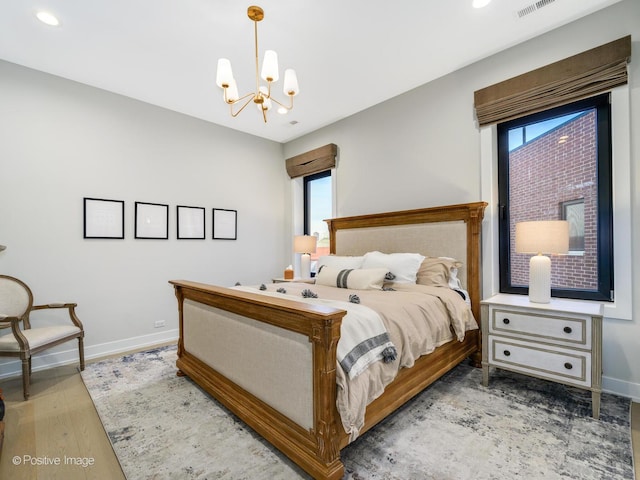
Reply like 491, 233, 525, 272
0, 325, 82, 352
0, 275, 85, 400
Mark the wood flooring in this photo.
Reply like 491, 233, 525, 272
1, 351, 638, 479
0, 363, 125, 480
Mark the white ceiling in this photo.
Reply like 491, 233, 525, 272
0, 0, 623, 143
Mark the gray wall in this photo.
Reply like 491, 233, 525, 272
284, 0, 640, 398
0, 60, 288, 372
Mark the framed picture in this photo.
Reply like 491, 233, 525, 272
83, 197, 125, 239
212, 208, 237, 240
177, 205, 205, 240
135, 202, 169, 239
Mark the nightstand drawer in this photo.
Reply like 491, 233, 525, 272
489, 337, 591, 387
490, 309, 590, 348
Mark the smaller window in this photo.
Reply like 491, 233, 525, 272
560, 199, 585, 253
303, 170, 332, 262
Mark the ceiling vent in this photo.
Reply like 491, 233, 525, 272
518, 0, 556, 18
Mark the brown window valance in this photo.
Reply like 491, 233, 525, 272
474, 35, 631, 127
286, 143, 337, 178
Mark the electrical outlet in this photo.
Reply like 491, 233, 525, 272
154, 320, 165, 328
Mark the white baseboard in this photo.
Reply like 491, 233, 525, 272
603, 375, 640, 403
0, 329, 179, 381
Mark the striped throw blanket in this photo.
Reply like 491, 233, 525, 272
328, 300, 397, 379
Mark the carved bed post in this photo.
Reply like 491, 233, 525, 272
466, 203, 486, 367
174, 285, 186, 376
311, 316, 344, 478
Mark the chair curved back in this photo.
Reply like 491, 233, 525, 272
0, 275, 84, 400
0, 275, 33, 328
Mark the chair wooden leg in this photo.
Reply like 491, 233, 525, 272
22, 358, 30, 400
78, 337, 85, 371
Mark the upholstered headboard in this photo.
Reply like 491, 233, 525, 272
325, 202, 487, 320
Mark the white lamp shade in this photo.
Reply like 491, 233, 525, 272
283, 69, 299, 96
216, 58, 234, 88
516, 220, 568, 304
261, 50, 279, 82
515, 221, 569, 255
224, 78, 239, 103
294, 235, 317, 254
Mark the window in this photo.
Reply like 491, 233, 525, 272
498, 93, 613, 302
303, 170, 332, 260
561, 199, 585, 253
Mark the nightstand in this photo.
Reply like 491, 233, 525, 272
271, 277, 315, 284
481, 294, 603, 418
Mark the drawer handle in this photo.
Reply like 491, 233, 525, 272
563, 326, 572, 334
564, 362, 573, 370
503, 350, 511, 357
503, 318, 510, 325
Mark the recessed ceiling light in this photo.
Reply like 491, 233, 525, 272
36, 11, 60, 27
277, 107, 288, 115
472, 0, 492, 8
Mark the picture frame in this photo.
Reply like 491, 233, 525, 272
177, 205, 205, 240
83, 197, 125, 239
212, 208, 237, 240
135, 201, 169, 239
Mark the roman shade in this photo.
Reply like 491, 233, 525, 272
474, 35, 631, 127
286, 143, 337, 178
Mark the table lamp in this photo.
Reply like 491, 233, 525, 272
294, 235, 317, 279
515, 220, 569, 303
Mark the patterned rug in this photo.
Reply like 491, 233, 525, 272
81, 345, 634, 479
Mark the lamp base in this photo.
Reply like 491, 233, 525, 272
300, 253, 311, 279
529, 254, 551, 303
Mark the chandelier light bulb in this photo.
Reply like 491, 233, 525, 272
261, 50, 279, 82
226, 78, 239, 103
216, 59, 234, 88
283, 69, 299, 96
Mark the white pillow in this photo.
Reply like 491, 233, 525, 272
361, 251, 426, 284
316, 255, 364, 271
316, 266, 388, 290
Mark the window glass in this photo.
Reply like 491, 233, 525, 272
498, 93, 613, 301
303, 171, 331, 261
561, 199, 585, 252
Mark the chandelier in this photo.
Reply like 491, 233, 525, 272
215, 6, 299, 123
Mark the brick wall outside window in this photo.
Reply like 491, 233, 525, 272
509, 111, 598, 289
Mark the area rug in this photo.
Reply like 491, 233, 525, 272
81, 345, 634, 479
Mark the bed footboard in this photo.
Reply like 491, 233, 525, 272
170, 201, 487, 480
170, 280, 348, 480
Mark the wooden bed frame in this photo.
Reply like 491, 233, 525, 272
170, 201, 487, 480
